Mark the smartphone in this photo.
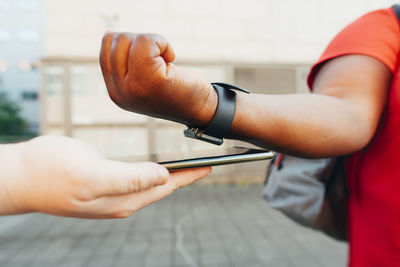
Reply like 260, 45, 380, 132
115, 147, 271, 171
158, 147, 273, 170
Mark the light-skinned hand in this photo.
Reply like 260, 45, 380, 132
0, 135, 211, 218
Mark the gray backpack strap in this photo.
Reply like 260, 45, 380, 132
264, 155, 336, 226
263, 154, 348, 241
393, 4, 400, 22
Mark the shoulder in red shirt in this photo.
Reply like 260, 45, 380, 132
307, 7, 400, 267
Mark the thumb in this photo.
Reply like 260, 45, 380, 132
92, 160, 170, 197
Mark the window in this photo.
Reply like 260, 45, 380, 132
21, 91, 38, 100
70, 66, 87, 94
44, 66, 63, 95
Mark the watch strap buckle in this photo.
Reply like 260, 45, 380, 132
184, 127, 224, 145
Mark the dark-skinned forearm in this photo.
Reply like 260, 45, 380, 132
220, 93, 377, 158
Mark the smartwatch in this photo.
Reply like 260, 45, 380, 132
184, 82, 250, 145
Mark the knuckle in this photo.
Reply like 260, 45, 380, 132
65, 198, 86, 213
135, 33, 148, 42
129, 177, 142, 193
102, 32, 115, 44
113, 32, 129, 43
135, 33, 155, 44
68, 182, 93, 202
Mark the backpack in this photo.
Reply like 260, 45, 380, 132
263, 4, 400, 242
263, 154, 348, 241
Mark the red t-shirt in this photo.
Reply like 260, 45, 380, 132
308, 7, 400, 267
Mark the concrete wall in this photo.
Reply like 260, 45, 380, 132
44, 0, 396, 63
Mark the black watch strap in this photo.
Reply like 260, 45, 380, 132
184, 82, 250, 145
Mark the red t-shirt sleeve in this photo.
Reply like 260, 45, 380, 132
307, 8, 400, 89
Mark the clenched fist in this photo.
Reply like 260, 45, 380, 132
99, 32, 218, 127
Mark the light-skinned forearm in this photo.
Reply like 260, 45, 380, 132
0, 143, 29, 214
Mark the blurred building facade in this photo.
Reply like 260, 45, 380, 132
40, 0, 395, 182
0, 0, 44, 132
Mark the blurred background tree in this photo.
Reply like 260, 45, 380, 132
0, 92, 34, 143
0, 93, 25, 135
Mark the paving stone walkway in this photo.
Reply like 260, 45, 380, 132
0, 185, 348, 267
